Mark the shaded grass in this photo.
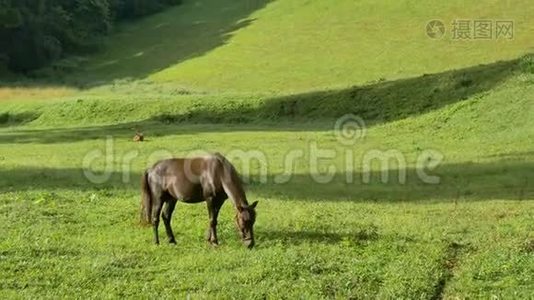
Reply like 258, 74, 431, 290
0, 56, 523, 132
1, 158, 532, 203
0, 112, 40, 127
0, 0, 271, 88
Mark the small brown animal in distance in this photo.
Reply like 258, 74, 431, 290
133, 131, 144, 142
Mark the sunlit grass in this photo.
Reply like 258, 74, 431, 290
0, 0, 533, 297
0, 86, 76, 102
1, 70, 533, 297
3, 0, 533, 97
149, 0, 534, 93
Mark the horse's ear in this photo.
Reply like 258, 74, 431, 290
250, 201, 258, 209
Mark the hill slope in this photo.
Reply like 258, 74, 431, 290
70, 0, 534, 93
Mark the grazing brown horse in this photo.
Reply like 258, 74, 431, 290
140, 153, 258, 248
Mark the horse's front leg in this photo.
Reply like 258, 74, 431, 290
206, 198, 223, 246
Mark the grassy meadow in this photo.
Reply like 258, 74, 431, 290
1, 0, 534, 298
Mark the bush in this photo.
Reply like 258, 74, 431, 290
111, 0, 182, 19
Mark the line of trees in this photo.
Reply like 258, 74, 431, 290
0, 0, 181, 73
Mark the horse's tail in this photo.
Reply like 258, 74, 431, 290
140, 170, 153, 226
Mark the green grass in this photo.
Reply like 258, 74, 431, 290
1, 72, 533, 297
149, 0, 534, 93
68, 0, 534, 93
4, 0, 533, 93
1, 0, 534, 298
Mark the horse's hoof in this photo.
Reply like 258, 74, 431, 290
169, 240, 177, 245
209, 241, 219, 247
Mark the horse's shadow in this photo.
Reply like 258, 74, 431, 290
257, 226, 380, 246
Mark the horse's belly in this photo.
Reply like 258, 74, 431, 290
180, 197, 205, 204
175, 185, 205, 204
166, 178, 205, 204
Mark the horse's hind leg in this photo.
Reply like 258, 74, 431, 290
151, 193, 164, 245
162, 197, 177, 244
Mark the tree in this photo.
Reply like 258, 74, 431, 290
0, 0, 181, 73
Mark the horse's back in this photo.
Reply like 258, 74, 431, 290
147, 155, 225, 203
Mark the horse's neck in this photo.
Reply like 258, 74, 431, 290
212, 155, 249, 209
229, 183, 248, 208
220, 175, 248, 209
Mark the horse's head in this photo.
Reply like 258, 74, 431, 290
235, 201, 258, 248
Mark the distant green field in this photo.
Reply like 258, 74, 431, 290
72, 0, 534, 93
1, 0, 534, 298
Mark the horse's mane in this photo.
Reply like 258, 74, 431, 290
210, 153, 248, 207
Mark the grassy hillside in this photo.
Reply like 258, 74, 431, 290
45, 0, 534, 93
3, 0, 534, 95
150, 0, 534, 93
0, 0, 533, 298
